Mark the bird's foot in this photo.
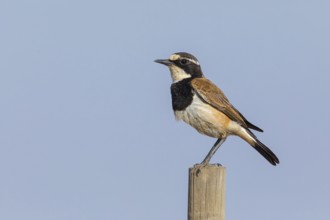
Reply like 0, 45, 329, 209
193, 162, 222, 176
194, 162, 222, 167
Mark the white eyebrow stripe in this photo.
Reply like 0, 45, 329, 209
169, 54, 200, 65
186, 58, 200, 65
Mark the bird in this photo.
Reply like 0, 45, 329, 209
154, 52, 279, 166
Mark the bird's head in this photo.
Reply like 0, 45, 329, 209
155, 52, 203, 82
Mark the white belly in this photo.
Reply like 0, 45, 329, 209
174, 94, 229, 138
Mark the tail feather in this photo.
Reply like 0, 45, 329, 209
253, 139, 279, 166
242, 129, 279, 166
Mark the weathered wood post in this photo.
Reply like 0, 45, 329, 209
188, 164, 226, 220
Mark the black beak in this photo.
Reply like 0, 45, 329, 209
154, 59, 172, 66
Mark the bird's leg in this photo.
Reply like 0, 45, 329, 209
201, 137, 226, 165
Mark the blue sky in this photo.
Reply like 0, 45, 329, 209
1, 1, 329, 219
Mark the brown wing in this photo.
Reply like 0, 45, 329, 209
190, 77, 249, 129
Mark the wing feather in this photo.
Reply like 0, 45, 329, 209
190, 78, 263, 132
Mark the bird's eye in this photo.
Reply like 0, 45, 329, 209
180, 59, 188, 65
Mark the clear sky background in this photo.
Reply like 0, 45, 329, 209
1, 1, 329, 220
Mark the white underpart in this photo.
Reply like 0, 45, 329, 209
237, 124, 256, 145
174, 93, 227, 138
228, 121, 256, 145
175, 93, 258, 143
168, 65, 191, 83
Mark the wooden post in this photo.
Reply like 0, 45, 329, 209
188, 164, 226, 220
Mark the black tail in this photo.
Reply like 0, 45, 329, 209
253, 138, 279, 166
246, 129, 280, 166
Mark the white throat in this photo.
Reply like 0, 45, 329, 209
169, 65, 191, 83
